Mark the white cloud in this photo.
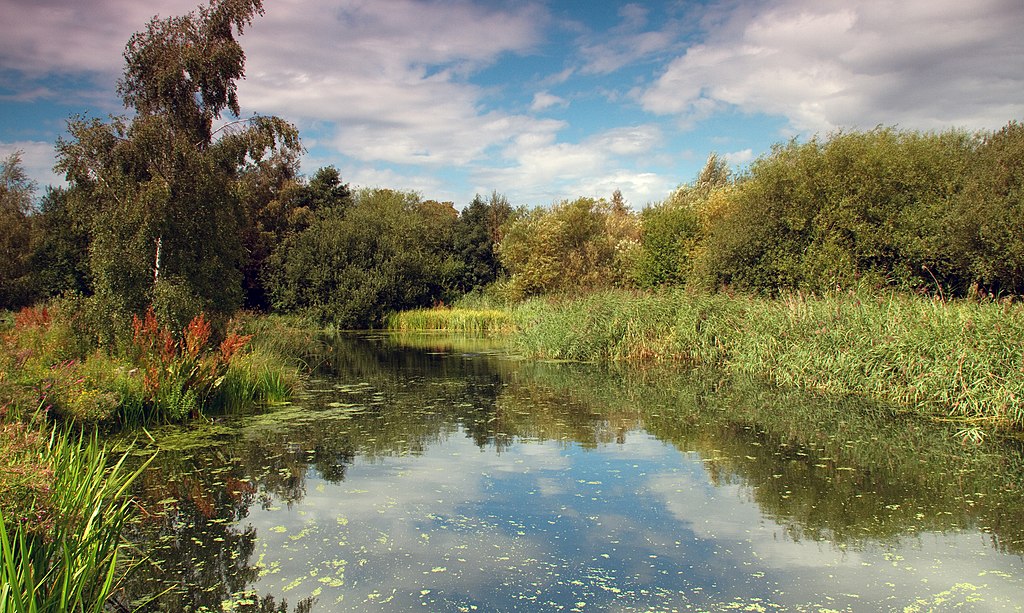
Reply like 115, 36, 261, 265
577, 2, 686, 75
530, 91, 568, 112
0, 0, 199, 77
237, 0, 549, 167
1, 0, 555, 172
722, 148, 754, 165
571, 171, 675, 208
641, 0, 1024, 134
593, 124, 662, 155
474, 124, 672, 206
0, 140, 65, 190
339, 164, 460, 204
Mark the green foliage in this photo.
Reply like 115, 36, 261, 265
632, 204, 698, 287
127, 306, 251, 423
117, 0, 265, 143
303, 166, 353, 216
632, 156, 732, 288
502, 289, 1024, 429
945, 120, 1024, 295
0, 425, 149, 613
690, 127, 978, 294
453, 192, 514, 293
265, 188, 460, 328
386, 307, 515, 334
29, 187, 92, 300
0, 299, 293, 427
0, 152, 39, 310
54, 0, 300, 321
235, 162, 352, 310
235, 152, 301, 310
497, 196, 639, 300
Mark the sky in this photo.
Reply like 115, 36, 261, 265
1, 0, 1022, 209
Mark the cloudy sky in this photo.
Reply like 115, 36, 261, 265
1, 0, 1022, 208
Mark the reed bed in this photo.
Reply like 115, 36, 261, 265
387, 307, 515, 335
504, 290, 1024, 429
392, 290, 1024, 429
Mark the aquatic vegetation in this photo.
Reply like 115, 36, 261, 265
389, 290, 1024, 429
0, 425, 150, 612
386, 307, 515, 334
502, 290, 1024, 430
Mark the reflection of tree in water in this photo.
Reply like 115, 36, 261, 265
525, 362, 1024, 554
127, 332, 1024, 610
123, 448, 316, 612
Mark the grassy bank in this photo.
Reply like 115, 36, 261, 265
1, 304, 304, 427
390, 290, 1024, 430
0, 412, 149, 611
0, 305, 312, 610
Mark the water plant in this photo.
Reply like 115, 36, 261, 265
389, 289, 1024, 430
506, 289, 1024, 429
0, 423, 150, 612
386, 307, 514, 335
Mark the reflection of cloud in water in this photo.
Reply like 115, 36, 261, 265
596, 431, 680, 461
244, 434, 564, 608
234, 427, 1024, 611
646, 462, 1024, 610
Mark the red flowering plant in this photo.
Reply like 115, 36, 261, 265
130, 306, 251, 422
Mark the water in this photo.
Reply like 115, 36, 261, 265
124, 333, 1024, 611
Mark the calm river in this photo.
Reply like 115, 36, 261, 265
123, 332, 1024, 611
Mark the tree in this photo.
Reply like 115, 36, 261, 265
235, 151, 310, 310
30, 187, 92, 299
497, 197, 638, 299
302, 166, 352, 216
632, 155, 730, 288
0, 151, 38, 309
951, 120, 1024, 295
265, 189, 460, 328
690, 129, 977, 295
454, 191, 513, 293
55, 0, 300, 326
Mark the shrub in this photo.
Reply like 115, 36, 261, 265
691, 127, 978, 295
498, 197, 639, 300
127, 306, 252, 422
265, 188, 461, 328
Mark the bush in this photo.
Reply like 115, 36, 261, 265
265, 188, 461, 328
497, 197, 639, 300
947, 120, 1024, 295
691, 127, 978, 295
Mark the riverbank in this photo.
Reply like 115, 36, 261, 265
0, 305, 306, 427
0, 306, 310, 610
389, 289, 1024, 431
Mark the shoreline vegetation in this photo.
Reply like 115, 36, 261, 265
388, 289, 1024, 432
0, 305, 309, 610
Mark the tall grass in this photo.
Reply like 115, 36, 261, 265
213, 349, 299, 410
387, 307, 515, 335
496, 289, 1024, 429
0, 426, 150, 612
